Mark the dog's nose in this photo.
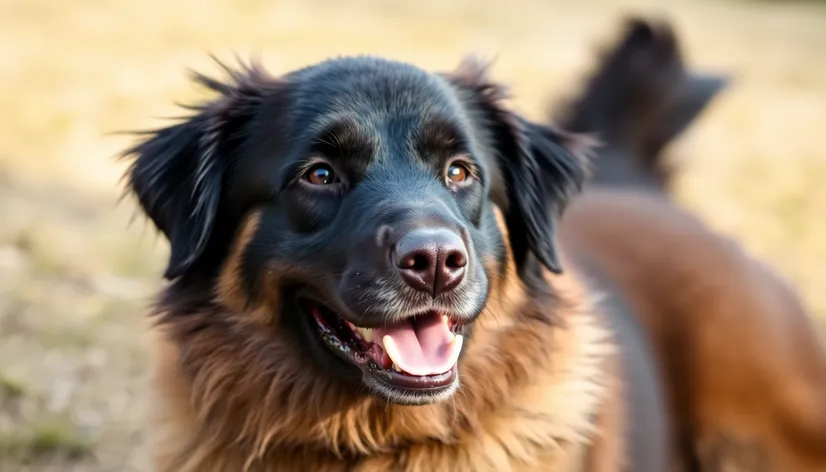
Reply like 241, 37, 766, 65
392, 228, 467, 296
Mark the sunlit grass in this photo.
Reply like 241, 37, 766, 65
0, 420, 92, 463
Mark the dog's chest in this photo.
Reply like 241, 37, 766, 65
255, 440, 592, 472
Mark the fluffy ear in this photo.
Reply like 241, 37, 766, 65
444, 58, 594, 275
121, 59, 279, 279
509, 120, 595, 274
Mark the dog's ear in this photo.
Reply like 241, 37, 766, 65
121, 59, 280, 280
507, 120, 594, 275
444, 58, 594, 275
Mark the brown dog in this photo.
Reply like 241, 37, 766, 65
121, 56, 669, 470
556, 18, 826, 471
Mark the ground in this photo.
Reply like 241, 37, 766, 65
0, 0, 824, 470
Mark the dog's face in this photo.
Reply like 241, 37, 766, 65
124, 56, 588, 406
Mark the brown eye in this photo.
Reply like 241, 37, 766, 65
305, 164, 338, 185
446, 163, 470, 184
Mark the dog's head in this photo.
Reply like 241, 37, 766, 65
124, 56, 589, 406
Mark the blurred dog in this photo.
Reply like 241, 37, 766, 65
556, 18, 826, 471
121, 55, 669, 470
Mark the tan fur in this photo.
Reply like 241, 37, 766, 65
214, 211, 271, 322
560, 189, 826, 471
580, 351, 625, 471
145, 207, 625, 471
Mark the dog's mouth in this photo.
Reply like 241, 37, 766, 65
302, 300, 465, 400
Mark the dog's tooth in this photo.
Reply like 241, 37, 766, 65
446, 334, 464, 367
392, 363, 402, 372
442, 314, 449, 327
450, 334, 463, 349
358, 327, 374, 343
382, 335, 403, 371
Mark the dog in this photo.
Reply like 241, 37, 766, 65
120, 54, 670, 471
555, 18, 826, 471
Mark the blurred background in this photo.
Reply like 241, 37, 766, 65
0, 0, 824, 470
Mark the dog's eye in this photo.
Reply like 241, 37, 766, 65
304, 164, 339, 186
446, 163, 470, 184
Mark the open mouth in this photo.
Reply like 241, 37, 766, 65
303, 300, 465, 396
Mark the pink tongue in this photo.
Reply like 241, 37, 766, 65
374, 312, 454, 376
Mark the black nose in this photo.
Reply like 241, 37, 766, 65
392, 228, 468, 296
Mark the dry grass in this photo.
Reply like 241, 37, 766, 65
0, 0, 824, 470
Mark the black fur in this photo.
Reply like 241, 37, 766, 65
442, 59, 591, 275
123, 56, 591, 283
121, 60, 280, 279
121, 55, 591, 403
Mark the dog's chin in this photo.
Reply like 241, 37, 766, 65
362, 371, 460, 405
296, 297, 470, 406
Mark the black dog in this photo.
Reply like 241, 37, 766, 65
122, 56, 667, 471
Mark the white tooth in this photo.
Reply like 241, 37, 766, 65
382, 335, 405, 372
392, 363, 402, 372
358, 327, 374, 343
446, 335, 464, 369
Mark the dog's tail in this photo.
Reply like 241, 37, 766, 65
554, 16, 728, 192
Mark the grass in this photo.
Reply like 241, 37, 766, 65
0, 421, 92, 464
0, 0, 824, 470
0, 374, 26, 399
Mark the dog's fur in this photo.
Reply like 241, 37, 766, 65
556, 18, 826, 471
122, 55, 668, 470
